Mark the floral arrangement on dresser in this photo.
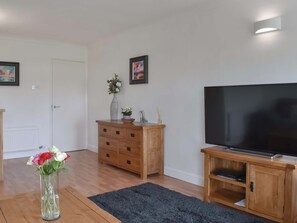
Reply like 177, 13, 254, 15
121, 106, 132, 117
107, 74, 122, 94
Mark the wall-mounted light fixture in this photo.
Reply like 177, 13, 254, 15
254, 16, 281, 34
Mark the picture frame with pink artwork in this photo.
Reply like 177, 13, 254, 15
0, 61, 19, 86
129, 55, 148, 85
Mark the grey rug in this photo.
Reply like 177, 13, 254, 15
89, 183, 272, 223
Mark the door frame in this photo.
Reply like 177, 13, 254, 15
50, 58, 88, 150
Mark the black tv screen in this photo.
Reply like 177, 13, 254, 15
204, 83, 297, 156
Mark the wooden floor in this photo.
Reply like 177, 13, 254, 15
0, 150, 204, 200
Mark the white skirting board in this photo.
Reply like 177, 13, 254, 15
3, 149, 48, 160
164, 166, 204, 186
87, 144, 97, 153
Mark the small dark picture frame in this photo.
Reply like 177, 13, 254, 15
0, 61, 19, 86
130, 55, 148, 84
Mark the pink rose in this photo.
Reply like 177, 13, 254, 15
32, 153, 41, 165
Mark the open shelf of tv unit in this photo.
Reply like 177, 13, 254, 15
209, 174, 246, 188
202, 146, 297, 223
210, 189, 246, 209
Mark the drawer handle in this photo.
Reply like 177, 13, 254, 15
106, 153, 110, 158
106, 142, 110, 146
130, 133, 135, 138
103, 128, 107, 132
127, 160, 131, 165
116, 130, 120, 135
250, 182, 254, 192
127, 147, 131, 151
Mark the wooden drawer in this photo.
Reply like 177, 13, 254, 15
125, 129, 141, 141
99, 125, 112, 137
99, 149, 118, 165
119, 154, 140, 173
110, 127, 126, 138
119, 141, 140, 157
99, 137, 117, 151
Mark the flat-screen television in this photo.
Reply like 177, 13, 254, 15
204, 83, 297, 157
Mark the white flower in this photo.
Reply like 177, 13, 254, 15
116, 88, 120, 92
121, 106, 132, 115
49, 146, 60, 154
116, 82, 121, 87
54, 152, 67, 162
26, 156, 34, 165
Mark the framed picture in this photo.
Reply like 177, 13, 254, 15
129, 55, 148, 84
0, 61, 19, 86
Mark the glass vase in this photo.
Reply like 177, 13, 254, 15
40, 173, 60, 221
110, 94, 118, 120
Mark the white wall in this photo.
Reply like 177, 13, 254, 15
0, 37, 87, 159
87, 0, 297, 185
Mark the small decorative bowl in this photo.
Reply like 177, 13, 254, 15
121, 118, 135, 124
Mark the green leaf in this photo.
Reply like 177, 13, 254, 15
52, 161, 59, 171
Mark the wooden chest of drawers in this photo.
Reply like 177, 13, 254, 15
96, 120, 165, 179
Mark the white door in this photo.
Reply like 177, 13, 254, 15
52, 59, 86, 151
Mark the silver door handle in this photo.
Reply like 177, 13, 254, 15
53, 105, 61, 109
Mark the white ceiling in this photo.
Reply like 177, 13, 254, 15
0, 0, 206, 45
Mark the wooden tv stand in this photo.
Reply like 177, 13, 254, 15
201, 147, 297, 223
